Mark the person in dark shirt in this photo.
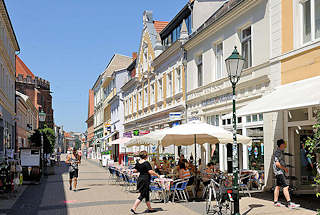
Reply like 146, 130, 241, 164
130, 151, 159, 214
273, 139, 300, 209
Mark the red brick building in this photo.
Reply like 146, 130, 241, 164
15, 56, 54, 128
85, 89, 94, 147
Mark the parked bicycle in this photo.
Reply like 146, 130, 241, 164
205, 173, 233, 215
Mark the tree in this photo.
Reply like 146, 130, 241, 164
305, 111, 320, 214
29, 125, 56, 154
75, 138, 81, 150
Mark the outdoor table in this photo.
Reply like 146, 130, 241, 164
154, 177, 173, 202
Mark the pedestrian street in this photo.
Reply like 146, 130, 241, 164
0, 155, 317, 215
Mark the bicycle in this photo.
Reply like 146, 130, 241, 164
205, 173, 233, 215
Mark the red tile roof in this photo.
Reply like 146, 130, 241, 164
64, 132, 71, 138
153, 21, 169, 33
16, 55, 35, 79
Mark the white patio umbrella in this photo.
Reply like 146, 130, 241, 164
138, 121, 252, 165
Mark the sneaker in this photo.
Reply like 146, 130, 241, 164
287, 202, 300, 209
274, 202, 285, 207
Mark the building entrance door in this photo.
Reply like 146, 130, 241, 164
289, 126, 316, 193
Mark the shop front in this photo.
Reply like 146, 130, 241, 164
235, 76, 320, 193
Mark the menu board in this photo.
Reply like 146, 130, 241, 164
21, 149, 40, 167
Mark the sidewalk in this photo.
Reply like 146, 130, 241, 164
0, 156, 317, 215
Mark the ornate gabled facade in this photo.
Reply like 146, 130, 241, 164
123, 11, 169, 139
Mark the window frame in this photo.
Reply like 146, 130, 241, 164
176, 67, 182, 93
167, 72, 172, 97
197, 55, 203, 87
241, 26, 252, 69
215, 42, 224, 80
300, 0, 320, 44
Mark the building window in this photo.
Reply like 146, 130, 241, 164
197, 55, 203, 87
185, 14, 192, 35
207, 115, 219, 126
133, 95, 137, 112
150, 84, 155, 104
241, 26, 252, 69
302, 0, 320, 43
215, 42, 223, 80
139, 91, 142, 110
129, 98, 132, 114
144, 87, 148, 107
167, 73, 172, 97
176, 67, 182, 93
158, 79, 163, 100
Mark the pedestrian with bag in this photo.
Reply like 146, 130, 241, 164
66, 148, 80, 191
130, 151, 159, 214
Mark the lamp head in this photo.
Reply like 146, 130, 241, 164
225, 46, 245, 85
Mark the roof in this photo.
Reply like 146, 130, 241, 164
16, 55, 35, 79
64, 132, 71, 138
104, 54, 132, 77
0, 0, 19, 51
153, 21, 169, 33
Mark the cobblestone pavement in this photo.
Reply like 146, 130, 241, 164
0, 155, 317, 215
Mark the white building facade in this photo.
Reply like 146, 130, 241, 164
184, 0, 278, 173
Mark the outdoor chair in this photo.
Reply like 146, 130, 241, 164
170, 179, 189, 202
150, 181, 165, 202
123, 173, 137, 192
239, 173, 254, 197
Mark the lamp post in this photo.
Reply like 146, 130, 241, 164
39, 110, 46, 177
225, 46, 245, 215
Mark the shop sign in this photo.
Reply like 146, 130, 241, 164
123, 132, 132, 138
133, 130, 139, 136
169, 112, 182, 122
202, 93, 233, 107
172, 121, 180, 127
140, 130, 150, 135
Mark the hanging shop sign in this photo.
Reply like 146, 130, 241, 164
133, 130, 139, 136
140, 130, 150, 136
169, 112, 182, 122
123, 131, 132, 138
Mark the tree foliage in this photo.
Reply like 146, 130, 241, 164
29, 125, 56, 154
305, 111, 320, 214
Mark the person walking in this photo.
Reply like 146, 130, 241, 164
130, 151, 159, 214
66, 148, 80, 191
273, 139, 300, 209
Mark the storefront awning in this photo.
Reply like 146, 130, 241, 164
235, 76, 320, 116
108, 137, 131, 145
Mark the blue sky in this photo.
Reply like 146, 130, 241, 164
6, 0, 188, 133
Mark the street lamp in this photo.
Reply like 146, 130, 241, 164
225, 46, 245, 215
39, 110, 46, 177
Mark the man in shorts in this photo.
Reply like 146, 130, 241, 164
273, 139, 300, 209
66, 148, 80, 191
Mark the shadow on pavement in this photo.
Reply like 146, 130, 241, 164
75, 188, 90, 192
242, 204, 264, 215
251, 191, 319, 212
0, 157, 69, 215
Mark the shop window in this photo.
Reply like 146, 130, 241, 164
207, 115, 219, 126
247, 127, 264, 170
288, 108, 309, 122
